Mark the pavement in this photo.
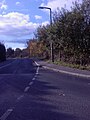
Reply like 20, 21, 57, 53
36, 60, 90, 78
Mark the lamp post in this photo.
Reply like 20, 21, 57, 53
39, 6, 54, 62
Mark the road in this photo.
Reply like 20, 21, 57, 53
0, 58, 90, 120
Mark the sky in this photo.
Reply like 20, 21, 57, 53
0, 0, 82, 49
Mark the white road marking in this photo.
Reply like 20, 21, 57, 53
36, 66, 39, 75
35, 62, 40, 73
34, 75, 37, 78
43, 66, 90, 78
36, 72, 39, 75
29, 81, 33, 86
0, 60, 16, 69
36, 67, 39, 73
0, 60, 40, 120
62, 93, 65, 96
24, 86, 30, 92
36, 70, 38, 73
17, 95, 24, 101
32, 78, 35, 81
24, 63, 39, 93
0, 109, 13, 120
34, 61, 40, 66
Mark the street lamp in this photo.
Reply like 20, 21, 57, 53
39, 6, 54, 62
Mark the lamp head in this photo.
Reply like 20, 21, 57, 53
39, 7, 44, 9
39, 6, 51, 10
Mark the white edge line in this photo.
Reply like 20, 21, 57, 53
43, 66, 90, 78
0, 109, 13, 120
0, 60, 16, 69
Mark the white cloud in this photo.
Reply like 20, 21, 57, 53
0, 0, 8, 10
0, 11, 50, 48
16, 1, 20, 6
1, 4, 7, 10
5, 42, 26, 49
41, 21, 49, 26
0, 12, 39, 39
41, 0, 82, 12
35, 15, 42, 20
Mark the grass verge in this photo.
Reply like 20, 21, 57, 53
47, 60, 90, 70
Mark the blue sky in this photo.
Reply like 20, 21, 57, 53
0, 0, 82, 49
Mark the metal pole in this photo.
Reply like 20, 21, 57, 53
39, 7, 54, 62
50, 8, 54, 62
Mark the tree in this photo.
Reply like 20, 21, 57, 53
27, 39, 48, 59
0, 43, 6, 61
34, 0, 90, 65
6, 48, 14, 58
14, 48, 22, 57
22, 48, 29, 57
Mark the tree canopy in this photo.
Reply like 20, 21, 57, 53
34, 0, 90, 65
0, 43, 6, 62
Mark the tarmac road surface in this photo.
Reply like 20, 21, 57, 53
0, 58, 90, 120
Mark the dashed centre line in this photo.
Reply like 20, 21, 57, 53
0, 109, 13, 120
32, 78, 35, 81
36, 73, 39, 75
17, 95, 24, 101
37, 67, 39, 73
0, 61, 40, 120
24, 86, 30, 92
34, 75, 37, 78
29, 81, 34, 86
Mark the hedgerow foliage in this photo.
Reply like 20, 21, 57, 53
34, 0, 90, 65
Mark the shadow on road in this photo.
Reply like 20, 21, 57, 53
8, 77, 78, 120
